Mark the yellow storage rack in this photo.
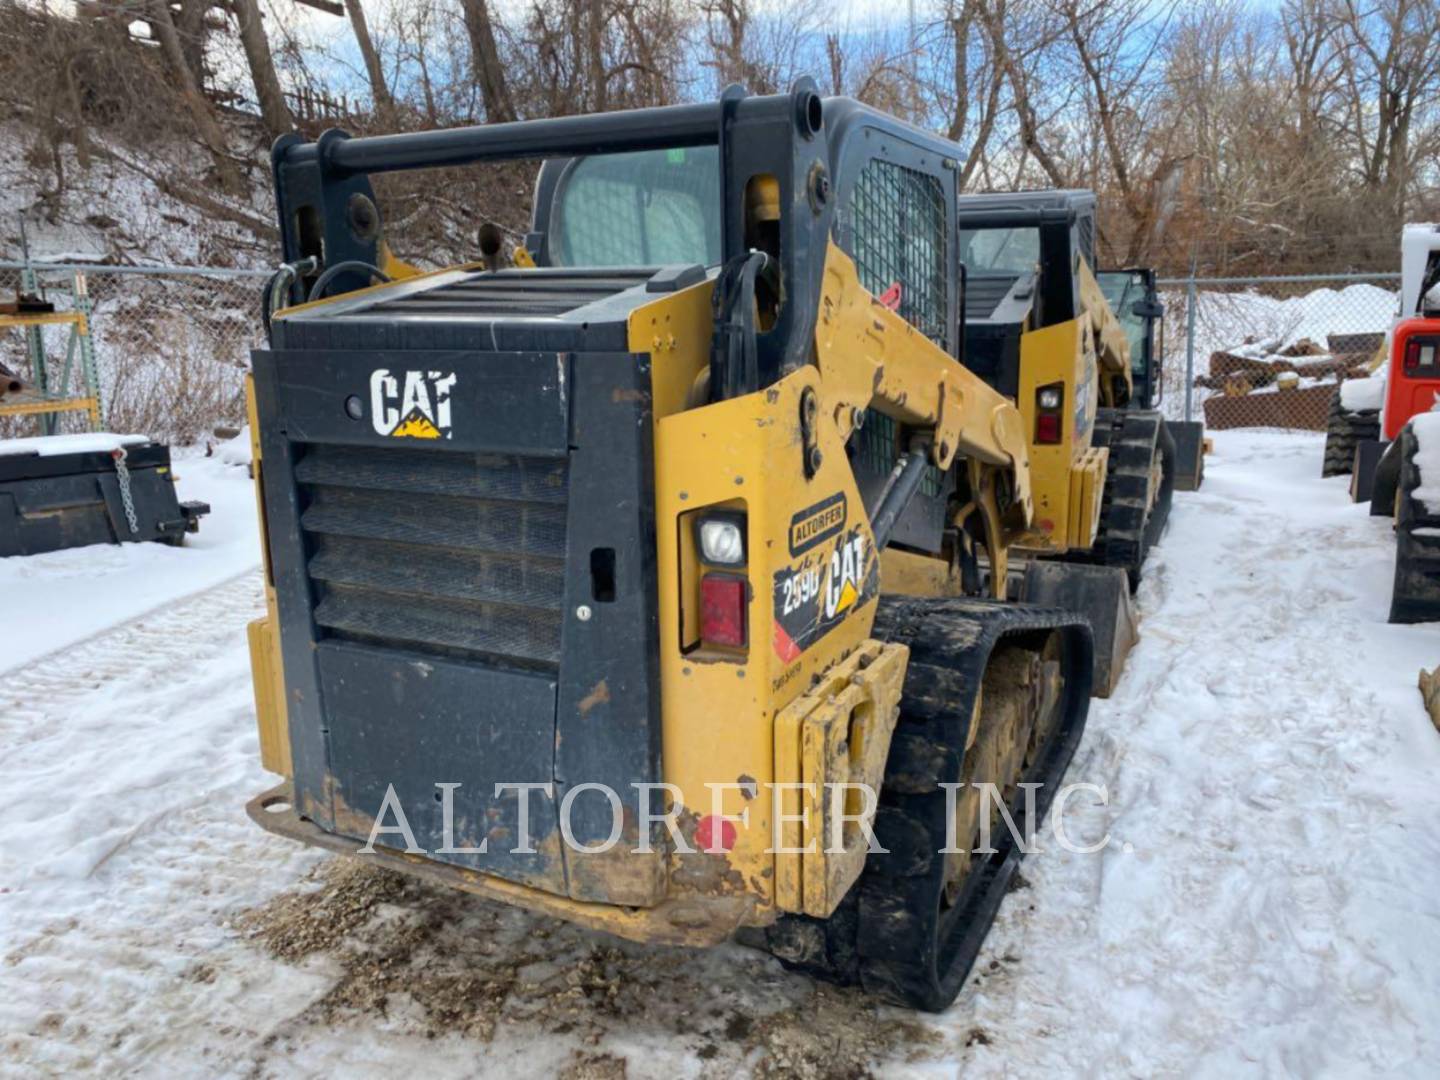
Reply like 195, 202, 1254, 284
0, 271, 102, 433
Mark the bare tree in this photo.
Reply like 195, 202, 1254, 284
345, 0, 394, 117
585, 0, 607, 110
231, 0, 294, 140
461, 0, 518, 122
1052, 0, 1190, 262
146, 0, 244, 193
976, 0, 1070, 188
932, 1, 1006, 184
174, 0, 210, 88
699, 0, 821, 96
1335, 0, 1440, 220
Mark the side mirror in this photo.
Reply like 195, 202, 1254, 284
1132, 298, 1165, 319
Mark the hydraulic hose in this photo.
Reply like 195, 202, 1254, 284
708, 251, 776, 403
259, 256, 317, 346
306, 260, 391, 304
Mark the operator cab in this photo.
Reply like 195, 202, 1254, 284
526, 104, 970, 554
956, 190, 1095, 399
1095, 268, 1165, 410
955, 189, 1163, 408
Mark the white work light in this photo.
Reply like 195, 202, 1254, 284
698, 517, 746, 565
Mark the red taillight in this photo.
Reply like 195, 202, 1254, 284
700, 574, 747, 648
1036, 412, 1062, 444
1403, 336, 1440, 374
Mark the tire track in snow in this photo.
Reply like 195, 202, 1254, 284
0, 567, 267, 890
0, 570, 263, 731
957, 434, 1440, 1076
0, 568, 331, 1075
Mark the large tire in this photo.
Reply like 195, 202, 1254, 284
1390, 424, 1440, 623
1323, 388, 1380, 478
761, 597, 1093, 1012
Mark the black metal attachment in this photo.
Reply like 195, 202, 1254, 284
0, 442, 209, 556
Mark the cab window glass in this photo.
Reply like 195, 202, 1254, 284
552, 147, 721, 267
1096, 270, 1150, 377
960, 226, 1040, 274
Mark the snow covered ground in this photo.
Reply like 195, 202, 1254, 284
3, 430, 1440, 1077
0, 450, 259, 671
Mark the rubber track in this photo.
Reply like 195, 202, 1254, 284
1083, 408, 1174, 590
1390, 426, 1440, 623
763, 596, 1094, 1012
1322, 391, 1380, 479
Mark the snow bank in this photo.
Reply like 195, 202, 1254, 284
1186, 283, 1398, 366
217, 426, 253, 467
1341, 376, 1386, 412
1409, 412, 1440, 514
0, 432, 149, 457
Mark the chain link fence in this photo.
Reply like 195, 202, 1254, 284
0, 262, 268, 443
1158, 272, 1401, 432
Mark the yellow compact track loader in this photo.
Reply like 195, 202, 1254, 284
245, 81, 1148, 1011
955, 190, 1178, 592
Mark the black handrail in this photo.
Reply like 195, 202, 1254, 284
281, 101, 728, 176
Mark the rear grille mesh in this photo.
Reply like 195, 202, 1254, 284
297, 443, 568, 669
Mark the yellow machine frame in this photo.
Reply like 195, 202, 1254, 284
248, 237, 1052, 943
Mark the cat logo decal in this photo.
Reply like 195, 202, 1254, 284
369, 369, 457, 439
772, 525, 878, 663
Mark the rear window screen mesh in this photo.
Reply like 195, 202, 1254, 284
851, 159, 948, 346
553, 147, 721, 267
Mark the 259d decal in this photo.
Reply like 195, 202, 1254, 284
773, 515, 879, 663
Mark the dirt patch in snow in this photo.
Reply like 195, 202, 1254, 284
741, 989, 939, 1078
237, 858, 941, 1075
559, 1051, 630, 1078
